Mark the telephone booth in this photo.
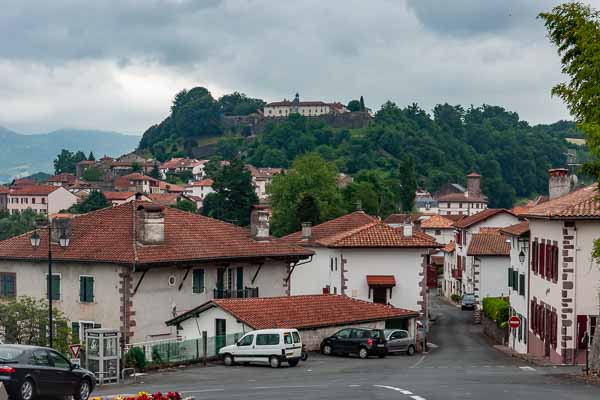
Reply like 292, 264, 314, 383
85, 328, 120, 384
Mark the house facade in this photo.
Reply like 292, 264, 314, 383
500, 221, 530, 354
524, 183, 600, 365
467, 233, 511, 300
0, 202, 312, 346
184, 179, 214, 201
0, 187, 8, 210
437, 173, 488, 216
7, 185, 79, 215
282, 212, 440, 324
263, 93, 348, 118
246, 165, 283, 200
420, 215, 455, 245
453, 209, 519, 300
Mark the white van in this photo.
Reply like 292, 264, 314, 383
219, 328, 302, 368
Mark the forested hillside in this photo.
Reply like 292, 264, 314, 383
138, 86, 584, 208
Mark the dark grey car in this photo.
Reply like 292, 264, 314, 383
384, 329, 416, 355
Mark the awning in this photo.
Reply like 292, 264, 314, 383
366, 275, 396, 287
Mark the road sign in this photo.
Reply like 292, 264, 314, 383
69, 344, 81, 359
70, 359, 81, 367
509, 316, 520, 329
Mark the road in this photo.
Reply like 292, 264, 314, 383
96, 296, 599, 399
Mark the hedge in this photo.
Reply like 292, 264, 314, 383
482, 297, 509, 328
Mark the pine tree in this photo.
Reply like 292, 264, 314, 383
88, 152, 95, 161
399, 155, 417, 212
359, 96, 365, 111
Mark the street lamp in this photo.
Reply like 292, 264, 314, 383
518, 250, 526, 264
30, 224, 54, 348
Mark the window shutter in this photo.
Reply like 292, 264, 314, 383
72, 322, 80, 344
531, 241, 538, 274
508, 267, 513, 287
519, 274, 525, 296
546, 244, 552, 280
80, 277, 85, 302
236, 267, 243, 291
86, 277, 94, 302
217, 268, 225, 290
539, 242, 546, 278
513, 270, 519, 290
553, 246, 559, 282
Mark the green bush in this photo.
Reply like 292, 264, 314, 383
450, 294, 462, 303
125, 347, 146, 371
482, 297, 510, 328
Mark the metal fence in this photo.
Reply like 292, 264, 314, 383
127, 333, 243, 365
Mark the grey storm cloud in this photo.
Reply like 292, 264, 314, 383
0, 0, 598, 134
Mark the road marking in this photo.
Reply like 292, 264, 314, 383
374, 385, 413, 395
348, 384, 361, 387
427, 342, 439, 348
410, 355, 426, 368
520, 366, 536, 371
411, 396, 427, 400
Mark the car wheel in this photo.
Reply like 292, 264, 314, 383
322, 344, 332, 356
75, 379, 91, 400
406, 345, 416, 356
269, 356, 281, 368
358, 348, 369, 359
223, 354, 235, 366
19, 379, 35, 400
288, 359, 299, 367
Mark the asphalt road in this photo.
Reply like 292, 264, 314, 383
96, 296, 599, 399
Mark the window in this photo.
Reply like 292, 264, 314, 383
47, 274, 60, 301
79, 321, 101, 342
391, 331, 408, 340
256, 334, 280, 346
519, 274, 525, 296
41, 198, 46, 204
330, 258, 333, 271
192, 269, 205, 294
284, 332, 293, 345
0, 272, 16, 298
72, 322, 80, 343
31, 350, 50, 366
32, 198, 36, 204
350, 329, 369, 339
335, 257, 338, 271
292, 332, 301, 344
508, 267, 513, 287
435, 230, 442, 236
49, 350, 70, 369
238, 334, 254, 346
335, 329, 351, 339
79, 276, 94, 302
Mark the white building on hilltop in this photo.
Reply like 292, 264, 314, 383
263, 93, 349, 118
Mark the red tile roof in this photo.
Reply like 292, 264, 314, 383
9, 185, 59, 196
443, 214, 466, 222
167, 295, 418, 329
383, 213, 432, 225
188, 179, 214, 187
103, 191, 136, 201
453, 209, 515, 229
441, 241, 456, 253
46, 173, 77, 183
421, 215, 454, 229
0, 201, 312, 266
436, 192, 487, 203
0, 186, 9, 194
479, 227, 502, 235
147, 193, 181, 206
500, 221, 530, 237
282, 211, 377, 245
467, 233, 510, 256
524, 184, 599, 219
158, 181, 185, 193
366, 275, 396, 286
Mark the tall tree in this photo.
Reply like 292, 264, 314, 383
399, 155, 417, 212
268, 153, 344, 236
69, 191, 110, 214
150, 163, 161, 179
295, 194, 321, 227
540, 2, 600, 372
87, 152, 95, 161
202, 159, 258, 226
359, 96, 365, 111
347, 100, 361, 112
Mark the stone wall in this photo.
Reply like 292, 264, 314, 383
482, 314, 508, 345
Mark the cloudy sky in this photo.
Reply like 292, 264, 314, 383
1, 0, 598, 135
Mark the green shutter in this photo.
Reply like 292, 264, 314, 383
193, 269, 204, 293
217, 268, 225, 290
508, 268, 513, 287
72, 322, 80, 344
48, 275, 60, 301
519, 274, 525, 296
80, 277, 85, 302
237, 267, 244, 291
86, 277, 94, 302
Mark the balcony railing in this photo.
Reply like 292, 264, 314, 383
451, 269, 462, 279
213, 287, 259, 299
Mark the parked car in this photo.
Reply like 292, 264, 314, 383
384, 329, 416, 355
219, 329, 302, 368
320, 328, 387, 359
461, 293, 476, 310
0, 344, 96, 400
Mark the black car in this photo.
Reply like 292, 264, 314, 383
0, 344, 96, 400
320, 328, 387, 359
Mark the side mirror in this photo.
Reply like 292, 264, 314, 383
236, 342, 241, 346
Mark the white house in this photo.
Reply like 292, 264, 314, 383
246, 165, 283, 200
500, 221, 530, 354
282, 212, 440, 323
184, 179, 214, 201
0, 202, 312, 346
466, 233, 511, 300
437, 173, 488, 216
263, 93, 348, 118
165, 295, 418, 351
441, 241, 461, 299
453, 208, 519, 303
524, 182, 600, 365
7, 185, 79, 215
420, 215, 455, 245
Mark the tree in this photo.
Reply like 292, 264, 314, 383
202, 159, 258, 226
171, 197, 197, 213
218, 92, 266, 116
82, 167, 103, 182
53, 149, 86, 174
0, 209, 37, 240
87, 152, 95, 161
295, 194, 320, 227
203, 157, 223, 180
399, 155, 417, 212
347, 100, 361, 112
171, 87, 221, 139
0, 296, 70, 353
268, 153, 344, 236
540, 2, 600, 372
150, 163, 161, 179
69, 191, 110, 214
131, 162, 142, 173
359, 96, 365, 111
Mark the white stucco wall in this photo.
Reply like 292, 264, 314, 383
47, 187, 79, 214
507, 235, 529, 354
423, 228, 454, 245
0, 260, 123, 333
475, 256, 510, 299
290, 246, 343, 296
177, 307, 248, 340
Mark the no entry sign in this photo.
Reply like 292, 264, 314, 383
509, 316, 521, 329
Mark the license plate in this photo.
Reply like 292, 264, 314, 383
377, 344, 385, 347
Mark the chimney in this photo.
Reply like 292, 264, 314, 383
403, 223, 413, 237
50, 215, 73, 245
250, 206, 270, 240
548, 168, 570, 199
466, 172, 481, 198
138, 203, 165, 244
301, 222, 312, 240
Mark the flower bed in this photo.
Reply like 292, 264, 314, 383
92, 391, 182, 400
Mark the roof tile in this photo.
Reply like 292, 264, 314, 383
467, 233, 510, 256
453, 209, 515, 229
524, 184, 599, 219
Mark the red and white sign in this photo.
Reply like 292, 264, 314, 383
69, 344, 81, 359
509, 316, 521, 329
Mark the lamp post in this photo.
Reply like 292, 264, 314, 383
30, 224, 68, 349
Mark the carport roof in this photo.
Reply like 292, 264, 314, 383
166, 294, 418, 329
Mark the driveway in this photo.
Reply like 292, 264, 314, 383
96, 296, 598, 400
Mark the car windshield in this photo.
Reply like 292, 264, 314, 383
0, 347, 24, 362
369, 330, 383, 339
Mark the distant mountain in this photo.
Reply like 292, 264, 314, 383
0, 127, 140, 183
